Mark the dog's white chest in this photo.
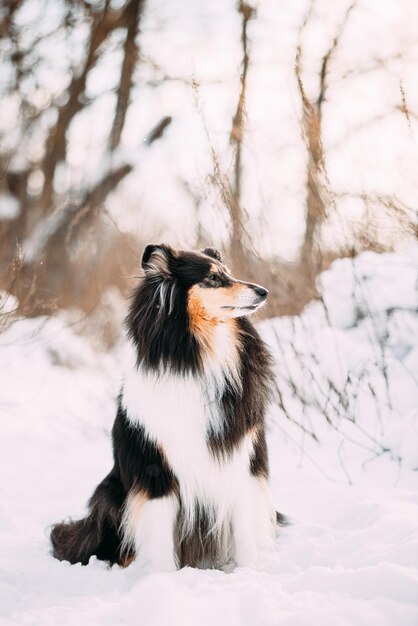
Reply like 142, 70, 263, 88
121, 342, 253, 519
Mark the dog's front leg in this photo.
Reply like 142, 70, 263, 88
133, 493, 179, 572
231, 477, 276, 567
231, 487, 258, 567
251, 476, 276, 551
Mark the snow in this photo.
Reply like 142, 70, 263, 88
0, 194, 20, 221
1, 248, 417, 626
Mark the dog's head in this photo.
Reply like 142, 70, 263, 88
141, 243, 268, 321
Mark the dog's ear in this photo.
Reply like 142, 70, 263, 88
142, 244, 173, 278
202, 247, 223, 263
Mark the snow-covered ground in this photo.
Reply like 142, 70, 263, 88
0, 247, 417, 626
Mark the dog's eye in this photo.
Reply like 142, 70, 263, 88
205, 273, 221, 286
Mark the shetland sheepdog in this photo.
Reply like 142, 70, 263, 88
51, 244, 285, 571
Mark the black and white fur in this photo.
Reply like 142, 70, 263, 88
51, 244, 284, 571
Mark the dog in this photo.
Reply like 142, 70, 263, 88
51, 244, 284, 571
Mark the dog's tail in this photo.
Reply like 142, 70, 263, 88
50, 470, 132, 566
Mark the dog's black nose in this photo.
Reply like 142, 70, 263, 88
253, 285, 268, 299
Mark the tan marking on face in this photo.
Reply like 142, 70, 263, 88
188, 286, 218, 354
188, 286, 243, 378
189, 282, 252, 324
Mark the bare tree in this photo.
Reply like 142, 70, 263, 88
295, 2, 355, 272
228, 0, 255, 276
0, 0, 171, 313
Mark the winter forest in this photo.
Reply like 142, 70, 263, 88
0, 0, 417, 624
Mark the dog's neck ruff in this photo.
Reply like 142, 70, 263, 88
124, 312, 241, 402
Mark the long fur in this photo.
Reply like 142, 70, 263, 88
51, 244, 286, 570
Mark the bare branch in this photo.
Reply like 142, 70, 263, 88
0, 0, 21, 39
317, 2, 356, 114
23, 163, 133, 265
228, 0, 255, 273
295, 2, 356, 269
38, 2, 131, 216
295, 0, 315, 76
143, 116, 172, 146
109, 0, 144, 151
339, 51, 403, 82
399, 80, 412, 131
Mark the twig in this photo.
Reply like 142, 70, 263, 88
109, 0, 144, 150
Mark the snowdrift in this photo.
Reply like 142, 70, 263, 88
0, 247, 417, 626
